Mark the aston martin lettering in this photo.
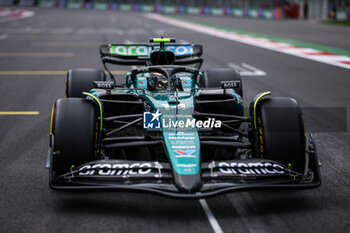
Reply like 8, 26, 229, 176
78, 163, 152, 176
218, 162, 285, 175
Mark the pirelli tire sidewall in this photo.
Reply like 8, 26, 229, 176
51, 98, 97, 178
66, 68, 106, 98
256, 97, 307, 174
203, 68, 243, 97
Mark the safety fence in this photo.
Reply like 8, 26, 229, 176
1, 0, 349, 21
0, 0, 285, 20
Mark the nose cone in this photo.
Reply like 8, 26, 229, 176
173, 172, 202, 193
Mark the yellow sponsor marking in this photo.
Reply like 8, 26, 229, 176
0, 52, 74, 57
0, 71, 128, 75
32, 42, 103, 47
0, 111, 40, 115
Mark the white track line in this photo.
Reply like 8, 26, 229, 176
199, 199, 224, 233
0, 9, 34, 23
241, 63, 266, 76
228, 63, 266, 76
145, 13, 350, 70
0, 34, 8, 40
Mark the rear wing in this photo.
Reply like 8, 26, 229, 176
100, 44, 203, 66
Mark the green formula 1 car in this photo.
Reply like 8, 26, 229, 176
48, 38, 321, 198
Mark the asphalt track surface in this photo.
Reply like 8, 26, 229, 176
0, 7, 350, 233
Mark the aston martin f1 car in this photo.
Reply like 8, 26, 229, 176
48, 38, 321, 198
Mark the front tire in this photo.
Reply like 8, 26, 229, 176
51, 98, 97, 177
255, 97, 306, 174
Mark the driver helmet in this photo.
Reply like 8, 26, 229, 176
147, 72, 168, 91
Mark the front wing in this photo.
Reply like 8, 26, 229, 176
50, 154, 321, 199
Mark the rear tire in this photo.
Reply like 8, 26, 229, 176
256, 97, 306, 174
51, 98, 97, 177
66, 68, 106, 98
203, 68, 243, 97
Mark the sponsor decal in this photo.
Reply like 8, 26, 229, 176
217, 162, 285, 175
143, 110, 162, 129
94, 81, 114, 89
78, 162, 152, 176
177, 163, 197, 172
174, 149, 196, 158
172, 145, 196, 149
143, 111, 222, 129
184, 67, 198, 73
163, 117, 221, 128
165, 45, 193, 56
177, 164, 197, 167
174, 150, 195, 155
221, 80, 240, 89
169, 136, 195, 140
109, 45, 194, 56
161, 103, 186, 110
111, 45, 149, 56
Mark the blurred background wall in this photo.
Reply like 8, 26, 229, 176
1, 0, 350, 21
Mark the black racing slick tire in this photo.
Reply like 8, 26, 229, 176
203, 68, 243, 97
51, 98, 97, 177
66, 68, 106, 98
256, 97, 306, 174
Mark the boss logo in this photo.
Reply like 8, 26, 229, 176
93, 81, 114, 89
221, 81, 240, 89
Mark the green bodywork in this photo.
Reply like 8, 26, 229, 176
90, 72, 243, 176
